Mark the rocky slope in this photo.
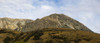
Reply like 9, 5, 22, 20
22, 14, 92, 32
0, 17, 33, 30
0, 14, 92, 32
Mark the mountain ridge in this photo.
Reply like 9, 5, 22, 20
0, 14, 92, 32
0, 14, 100, 43
22, 14, 92, 32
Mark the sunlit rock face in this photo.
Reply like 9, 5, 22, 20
0, 17, 33, 30
22, 14, 92, 32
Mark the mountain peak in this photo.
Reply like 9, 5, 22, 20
0, 14, 92, 32
22, 14, 92, 32
49, 13, 65, 16
42, 14, 72, 21
44, 13, 68, 18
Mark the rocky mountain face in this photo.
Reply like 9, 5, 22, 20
0, 14, 92, 32
22, 14, 92, 32
0, 18, 33, 30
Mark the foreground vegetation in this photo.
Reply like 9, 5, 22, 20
0, 28, 100, 43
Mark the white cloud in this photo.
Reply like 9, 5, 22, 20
0, 0, 36, 19
41, 5, 53, 10
0, 0, 57, 19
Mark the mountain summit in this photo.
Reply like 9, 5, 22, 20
22, 14, 92, 32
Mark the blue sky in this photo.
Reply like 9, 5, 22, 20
0, 0, 100, 33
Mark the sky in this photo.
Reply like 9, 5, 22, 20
0, 0, 100, 33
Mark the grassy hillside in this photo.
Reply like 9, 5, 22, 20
0, 28, 100, 43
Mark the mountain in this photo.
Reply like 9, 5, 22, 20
22, 14, 92, 32
0, 14, 92, 32
0, 17, 33, 30
0, 14, 99, 43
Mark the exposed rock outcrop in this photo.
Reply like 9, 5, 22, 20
0, 17, 33, 30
